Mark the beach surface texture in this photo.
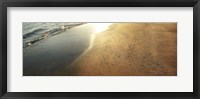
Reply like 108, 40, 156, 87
56, 23, 177, 76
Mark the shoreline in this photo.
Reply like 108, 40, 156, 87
23, 23, 93, 76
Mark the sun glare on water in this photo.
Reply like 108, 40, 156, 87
90, 23, 112, 34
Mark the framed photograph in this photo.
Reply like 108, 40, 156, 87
0, 0, 199, 99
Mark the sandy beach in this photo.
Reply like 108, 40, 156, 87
56, 23, 177, 76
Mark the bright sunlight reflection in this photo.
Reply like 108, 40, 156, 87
87, 23, 112, 50
90, 23, 112, 34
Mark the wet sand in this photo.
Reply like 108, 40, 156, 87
58, 23, 177, 76
23, 24, 95, 76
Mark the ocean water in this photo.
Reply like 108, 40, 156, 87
23, 22, 83, 48
23, 22, 77, 35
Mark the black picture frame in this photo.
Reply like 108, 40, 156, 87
0, 0, 199, 99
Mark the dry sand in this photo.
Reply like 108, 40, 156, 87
57, 23, 177, 76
